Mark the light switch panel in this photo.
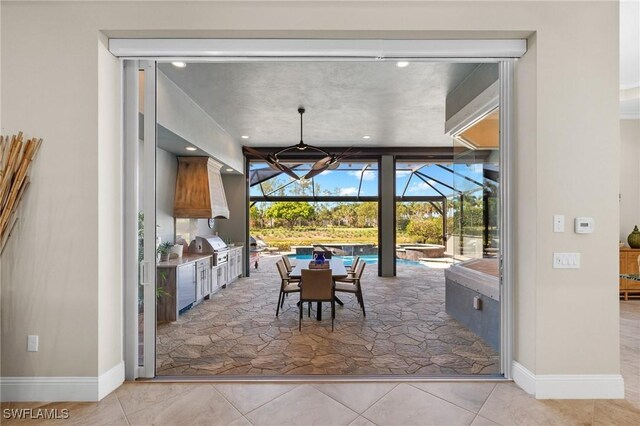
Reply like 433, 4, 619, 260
553, 215, 565, 233
27, 335, 39, 352
553, 253, 581, 269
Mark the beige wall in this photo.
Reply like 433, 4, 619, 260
532, 3, 619, 373
620, 119, 640, 242
0, 1, 620, 380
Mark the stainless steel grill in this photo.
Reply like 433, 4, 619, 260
189, 235, 229, 266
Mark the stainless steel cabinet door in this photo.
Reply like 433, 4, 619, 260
177, 265, 196, 311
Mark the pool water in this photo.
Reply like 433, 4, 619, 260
288, 254, 424, 267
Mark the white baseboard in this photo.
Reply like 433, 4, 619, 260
512, 361, 625, 399
512, 361, 536, 395
98, 361, 125, 400
1, 361, 124, 402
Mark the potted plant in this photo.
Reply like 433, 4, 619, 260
157, 242, 173, 262
157, 270, 172, 300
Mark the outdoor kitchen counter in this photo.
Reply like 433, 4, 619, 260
156, 253, 214, 322
157, 253, 212, 268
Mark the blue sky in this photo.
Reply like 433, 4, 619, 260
250, 161, 490, 198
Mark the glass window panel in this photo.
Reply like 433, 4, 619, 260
451, 162, 484, 193
250, 161, 379, 198
358, 169, 378, 196
395, 165, 413, 196
404, 175, 443, 197
249, 184, 264, 197
281, 178, 314, 196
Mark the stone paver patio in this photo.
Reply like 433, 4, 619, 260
156, 256, 499, 376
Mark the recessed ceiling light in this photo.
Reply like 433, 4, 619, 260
396, 61, 410, 68
362, 135, 371, 139
241, 135, 250, 139
185, 146, 197, 151
172, 62, 187, 68
226, 168, 234, 172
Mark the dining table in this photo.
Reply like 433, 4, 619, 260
289, 258, 349, 321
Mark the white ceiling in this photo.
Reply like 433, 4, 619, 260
159, 61, 480, 147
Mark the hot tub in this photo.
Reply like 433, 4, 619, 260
396, 244, 445, 260
444, 259, 500, 351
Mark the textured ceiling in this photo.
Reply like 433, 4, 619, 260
159, 61, 480, 147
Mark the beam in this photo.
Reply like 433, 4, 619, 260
379, 155, 396, 277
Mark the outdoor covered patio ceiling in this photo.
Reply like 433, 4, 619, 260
158, 61, 482, 147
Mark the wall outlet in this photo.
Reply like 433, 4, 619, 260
553, 215, 565, 233
553, 253, 581, 269
27, 335, 39, 352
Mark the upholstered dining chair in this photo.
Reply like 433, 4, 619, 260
275, 259, 300, 317
299, 269, 335, 331
334, 260, 366, 316
282, 255, 295, 273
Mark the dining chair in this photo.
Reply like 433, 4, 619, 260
275, 259, 300, 317
334, 260, 366, 316
347, 256, 361, 274
299, 269, 335, 331
282, 255, 295, 273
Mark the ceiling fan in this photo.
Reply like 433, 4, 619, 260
243, 107, 358, 180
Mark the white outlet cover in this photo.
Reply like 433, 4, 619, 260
27, 335, 38, 352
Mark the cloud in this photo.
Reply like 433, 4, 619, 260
348, 169, 376, 181
396, 170, 412, 177
339, 187, 358, 196
407, 180, 435, 193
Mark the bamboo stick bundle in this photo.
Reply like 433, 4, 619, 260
0, 136, 6, 175
0, 138, 34, 235
0, 136, 23, 210
0, 132, 42, 244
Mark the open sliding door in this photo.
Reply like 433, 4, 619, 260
124, 60, 157, 379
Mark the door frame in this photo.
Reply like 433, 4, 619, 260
119, 38, 521, 380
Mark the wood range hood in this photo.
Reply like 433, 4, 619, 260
173, 157, 230, 219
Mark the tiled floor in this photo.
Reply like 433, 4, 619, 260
156, 256, 499, 376
3, 379, 639, 425
2, 302, 638, 425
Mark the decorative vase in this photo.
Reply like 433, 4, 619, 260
314, 252, 326, 265
628, 226, 640, 249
